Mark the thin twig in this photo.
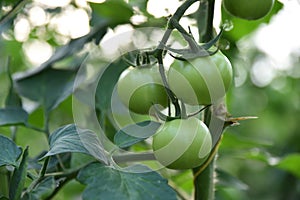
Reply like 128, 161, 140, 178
188, 104, 212, 118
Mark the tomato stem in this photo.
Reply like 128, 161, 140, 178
193, 1, 216, 200
147, 0, 200, 118
197, 0, 215, 43
113, 152, 156, 163
0, 167, 9, 198
157, 54, 181, 117
188, 104, 212, 118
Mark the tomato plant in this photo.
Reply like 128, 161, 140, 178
223, 0, 274, 20
117, 66, 168, 114
1, 0, 292, 200
152, 117, 212, 169
168, 51, 233, 105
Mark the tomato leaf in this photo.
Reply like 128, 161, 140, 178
0, 135, 22, 167
9, 147, 28, 200
5, 63, 22, 107
22, 177, 56, 200
77, 162, 177, 200
275, 154, 300, 179
12, 23, 108, 76
95, 58, 129, 111
128, 0, 148, 13
114, 120, 161, 148
43, 124, 108, 165
14, 68, 78, 113
0, 107, 28, 126
90, 0, 133, 25
216, 169, 248, 190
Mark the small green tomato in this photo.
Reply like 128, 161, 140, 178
117, 66, 168, 114
152, 117, 212, 169
168, 51, 232, 105
223, 0, 274, 20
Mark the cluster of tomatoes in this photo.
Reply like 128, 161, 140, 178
116, 0, 274, 170
117, 51, 232, 169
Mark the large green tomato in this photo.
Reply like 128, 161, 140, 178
117, 66, 168, 114
152, 117, 212, 169
223, 0, 274, 20
168, 51, 232, 105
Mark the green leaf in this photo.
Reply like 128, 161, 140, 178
0, 197, 9, 200
275, 154, 300, 179
77, 162, 177, 200
0, 107, 28, 126
95, 58, 129, 111
90, 0, 133, 25
2, 0, 19, 4
71, 153, 96, 169
5, 61, 22, 107
114, 120, 161, 148
219, 133, 272, 151
216, 169, 248, 190
22, 177, 55, 200
9, 147, 28, 200
0, 135, 22, 167
128, 0, 148, 13
43, 124, 108, 164
14, 68, 78, 113
221, 0, 283, 42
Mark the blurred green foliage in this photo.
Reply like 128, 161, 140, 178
0, 0, 299, 199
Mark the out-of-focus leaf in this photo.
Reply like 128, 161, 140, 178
43, 124, 108, 164
221, 0, 283, 42
0, 107, 28, 126
0, 135, 22, 167
77, 162, 177, 200
275, 154, 300, 179
9, 147, 28, 200
1, 0, 19, 4
5, 61, 22, 107
22, 177, 55, 200
95, 58, 129, 111
14, 68, 78, 113
11, 23, 108, 77
114, 120, 161, 148
219, 133, 272, 151
128, 0, 148, 13
169, 169, 193, 197
216, 169, 248, 190
90, 0, 133, 25
243, 150, 271, 164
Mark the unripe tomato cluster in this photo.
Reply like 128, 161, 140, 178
117, 51, 233, 169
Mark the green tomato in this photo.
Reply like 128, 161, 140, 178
168, 51, 232, 105
117, 66, 168, 114
223, 0, 274, 20
152, 117, 212, 169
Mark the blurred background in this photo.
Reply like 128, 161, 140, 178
0, 0, 299, 199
